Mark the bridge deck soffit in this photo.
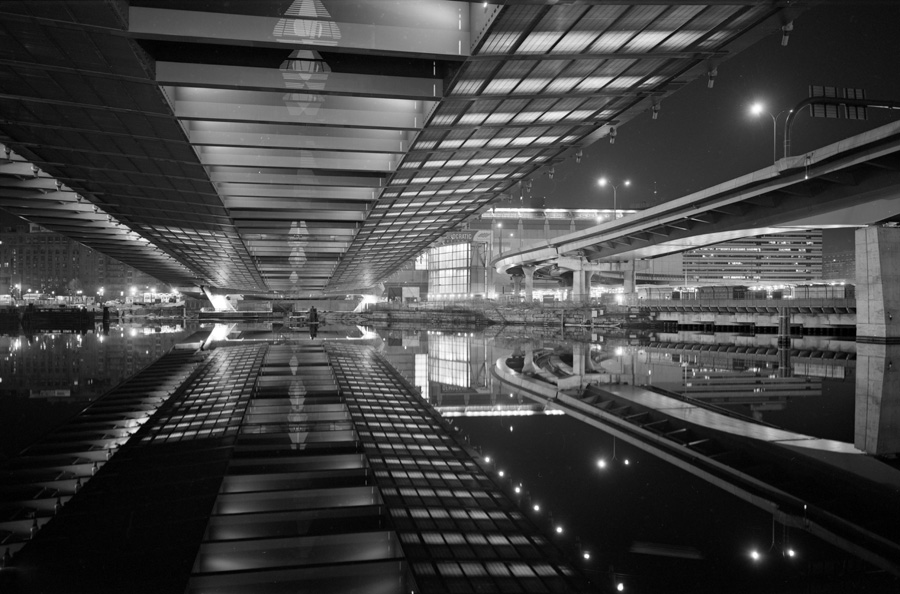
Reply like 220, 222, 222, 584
0, 1, 801, 292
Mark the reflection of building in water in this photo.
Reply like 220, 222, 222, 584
4, 342, 594, 593
636, 345, 840, 419
0, 329, 186, 398
378, 330, 558, 417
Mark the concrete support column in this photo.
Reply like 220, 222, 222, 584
523, 266, 536, 303
856, 226, 900, 343
855, 344, 900, 455
572, 267, 585, 303
623, 260, 637, 294
512, 274, 523, 300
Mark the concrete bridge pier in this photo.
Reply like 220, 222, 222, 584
523, 266, 536, 302
511, 272, 523, 301
623, 260, 637, 294
856, 226, 900, 343
571, 268, 592, 304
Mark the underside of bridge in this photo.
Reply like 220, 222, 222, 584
0, 0, 802, 295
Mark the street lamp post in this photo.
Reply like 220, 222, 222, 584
598, 177, 630, 220
750, 102, 792, 163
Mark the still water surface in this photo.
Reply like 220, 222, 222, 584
1, 322, 896, 593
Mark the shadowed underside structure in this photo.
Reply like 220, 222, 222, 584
0, 0, 805, 294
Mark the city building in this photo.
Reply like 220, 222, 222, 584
683, 230, 822, 285
383, 209, 825, 301
0, 224, 162, 300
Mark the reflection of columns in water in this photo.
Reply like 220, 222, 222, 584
855, 343, 900, 455
572, 341, 586, 377
777, 308, 793, 377
777, 345, 793, 378
522, 343, 537, 375
777, 306, 792, 381
777, 307, 791, 345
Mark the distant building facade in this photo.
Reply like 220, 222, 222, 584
683, 230, 823, 285
0, 224, 162, 298
383, 209, 828, 300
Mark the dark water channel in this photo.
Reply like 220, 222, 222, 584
1, 321, 897, 593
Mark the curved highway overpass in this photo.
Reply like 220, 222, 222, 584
494, 120, 900, 276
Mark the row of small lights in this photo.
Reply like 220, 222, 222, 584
482, 404, 804, 580
479, 437, 629, 592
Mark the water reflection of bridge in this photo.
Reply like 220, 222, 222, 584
492, 341, 900, 577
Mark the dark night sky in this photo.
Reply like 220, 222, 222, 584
527, 2, 900, 211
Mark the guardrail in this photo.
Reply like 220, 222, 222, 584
638, 297, 856, 309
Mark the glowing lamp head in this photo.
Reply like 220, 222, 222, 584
750, 102, 764, 116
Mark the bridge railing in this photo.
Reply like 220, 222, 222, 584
637, 297, 856, 309
368, 297, 633, 314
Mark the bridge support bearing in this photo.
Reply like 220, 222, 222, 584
855, 344, 900, 455
856, 226, 900, 343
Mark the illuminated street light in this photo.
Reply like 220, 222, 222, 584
598, 177, 630, 220
750, 102, 792, 163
